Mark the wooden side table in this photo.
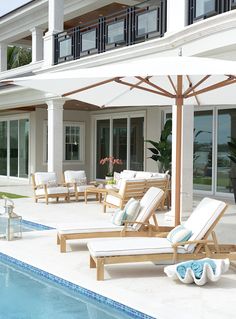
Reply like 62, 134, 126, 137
85, 187, 108, 204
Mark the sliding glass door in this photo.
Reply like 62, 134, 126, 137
0, 121, 7, 176
0, 118, 29, 178
193, 111, 213, 192
96, 114, 144, 178
217, 109, 236, 194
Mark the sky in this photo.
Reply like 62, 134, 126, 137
0, 0, 32, 17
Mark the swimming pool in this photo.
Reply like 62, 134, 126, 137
0, 253, 154, 319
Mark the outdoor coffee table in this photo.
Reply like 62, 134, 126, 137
85, 186, 108, 204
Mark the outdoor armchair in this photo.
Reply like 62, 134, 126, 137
57, 187, 171, 253
87, 197, 236, 280
103, 178, 146, 213
32, 172, 69, 205
63, 170, 94, 201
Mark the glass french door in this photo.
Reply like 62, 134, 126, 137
0, 118, 29, 178
96, 115, 144, 178
193, 111, 213, 192
217, 109, 236, 194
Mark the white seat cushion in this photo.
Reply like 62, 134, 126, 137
135, 171, 153, 179
184, 197, 226, 252
35, 186, 68, 196
105, 194, 121, 207
88, 237, 187, 257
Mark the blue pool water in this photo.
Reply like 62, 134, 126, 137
0, 254, 153, 319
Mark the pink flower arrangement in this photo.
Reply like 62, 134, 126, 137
99, 156, 123, 176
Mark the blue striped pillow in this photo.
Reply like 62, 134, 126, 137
167, 225, 192, 244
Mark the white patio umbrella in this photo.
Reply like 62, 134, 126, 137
3, 56, 236, 225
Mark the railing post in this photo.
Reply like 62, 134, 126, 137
98, 17, 106, 53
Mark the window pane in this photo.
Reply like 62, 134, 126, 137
19, 119, 29, 178
107, 20, 125, 44
81, 30, 96, 52
217, 109, 236, 193
130, 117, 144, 171
96, 120, 110, 178
137, 10, 157, 36
59, 38, 72, 58
195, 0, 216, 18
10, 120, 18, 177
65, 125, 80, 161
193, 111, 213, 191
113, 118, 127, 172
0, 121, 7, 176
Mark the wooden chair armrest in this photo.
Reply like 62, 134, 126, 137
172, 239, 214, 248
154, 232, 169, 237
123, 220, 151, 227
106, 190, 122, 198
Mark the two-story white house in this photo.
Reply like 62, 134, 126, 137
1, 0, 236, 213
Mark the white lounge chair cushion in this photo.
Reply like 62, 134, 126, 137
58, 221, 126, 235
34, 172, 57, 186
64, 170, 87, 183
88, 237, 187, 257
184, 197, 227, 252
133, 187, 164, 231
35, 186, 68, 196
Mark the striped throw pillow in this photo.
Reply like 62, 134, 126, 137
167, 225, 192, 244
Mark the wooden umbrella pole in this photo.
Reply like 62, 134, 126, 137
175, 75, 183, 226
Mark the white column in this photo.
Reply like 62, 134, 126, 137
166, 0, 188, 34
31, 27, 44, 63
0, 43, 8, 72
43, 0, 64, 67
181, 105, 194, 216
47, 99, 64, 179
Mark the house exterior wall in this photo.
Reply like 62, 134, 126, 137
1, 0, 236, 211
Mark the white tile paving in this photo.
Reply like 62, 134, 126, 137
0, 185, 236, 319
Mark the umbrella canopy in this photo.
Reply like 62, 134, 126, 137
3, 56, 236, 225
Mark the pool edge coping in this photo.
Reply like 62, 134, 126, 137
0, 251, 156, 319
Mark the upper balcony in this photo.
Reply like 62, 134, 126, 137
54, 0, 167, 65
188, 0, 236, 24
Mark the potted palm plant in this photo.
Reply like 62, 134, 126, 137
227, 137, 236, 202
145, 119, 172, 173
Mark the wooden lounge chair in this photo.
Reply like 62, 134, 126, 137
103, 179, 146, 213
32, 172, 69, 205
57, 187, 172, 253
87, 197, 236, 280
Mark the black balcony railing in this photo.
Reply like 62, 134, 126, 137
188, 0, 236, 25
54, 0, 166, 65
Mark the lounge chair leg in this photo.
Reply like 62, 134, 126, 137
103, 205, 106, 213
60, 236, 67, 253
97, 258, 105, 281
46, 197, 48, 205
90, 256, 96, 268
56, 197, 59, 202
57, 233, 60, 245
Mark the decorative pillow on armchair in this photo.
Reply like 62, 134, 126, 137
47, 180, 58, 188
76, 177, 87, 186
